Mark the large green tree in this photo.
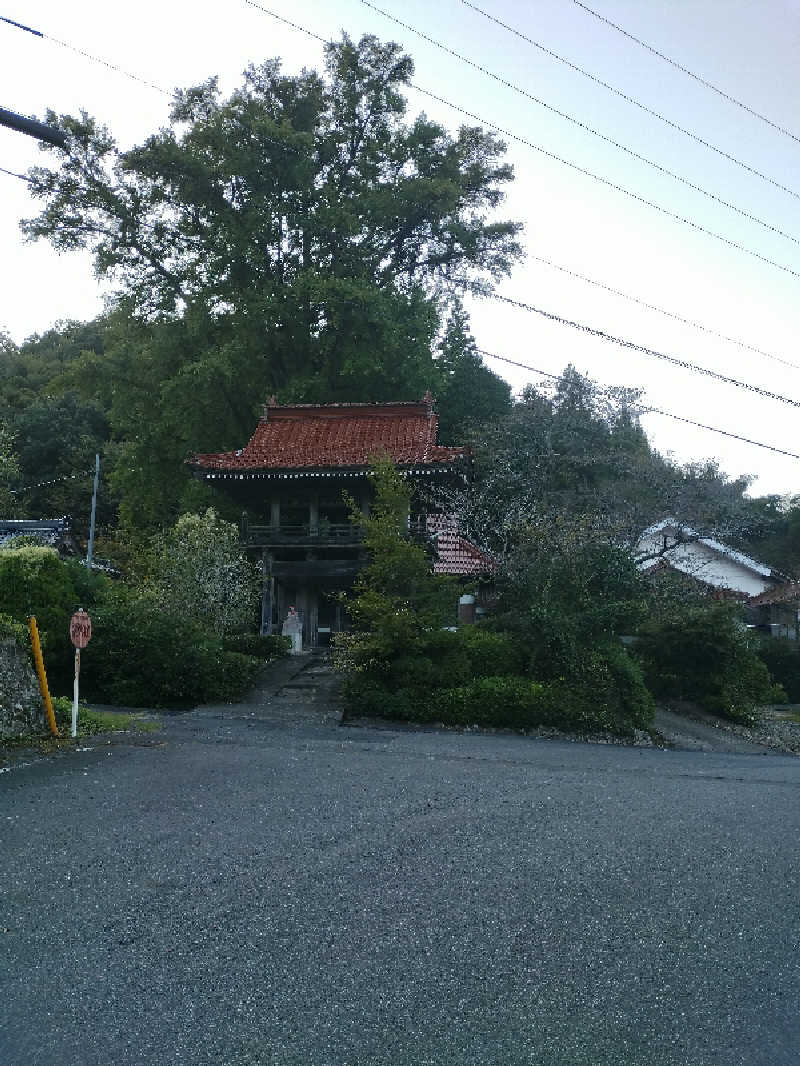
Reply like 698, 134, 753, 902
21, 35, 521, 528
434, 302, 511, 444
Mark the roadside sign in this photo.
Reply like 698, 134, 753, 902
69, 610, 92, 649
69, 610, 92, 738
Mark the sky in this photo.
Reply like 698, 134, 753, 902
2, 0, 800, 497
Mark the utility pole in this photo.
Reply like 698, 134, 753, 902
86, 454, 100, 570
0, 105, 67, 148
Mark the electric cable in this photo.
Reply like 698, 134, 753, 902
9, 468, 95, 495
242, 2, 800, 281
459, 0, 800, 202
0, 164, 29, 181
241, 1, 800, 283
413, 82, 800, 282
525, 254, 800, 372
360, 0, 800, 248
476, 348, 800, 462
573, 0, 800, 146
0, 13, 170, 96
474, 290, 800, 410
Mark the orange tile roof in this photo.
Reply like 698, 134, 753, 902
189, 399, 466, 473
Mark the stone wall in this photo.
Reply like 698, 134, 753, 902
0, 638, 45, 739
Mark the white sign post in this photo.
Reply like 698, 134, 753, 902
69, 609, 92, 738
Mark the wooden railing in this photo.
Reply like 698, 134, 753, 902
241, 521, 363, 546
241, 517, 431, 547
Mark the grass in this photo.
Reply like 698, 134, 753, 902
1, 701, 161, 762
72, 708, 161, 735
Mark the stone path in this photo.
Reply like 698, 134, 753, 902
182, 651, 342, 729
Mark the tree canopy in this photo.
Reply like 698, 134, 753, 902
448, 366, 757, 559
19, 34, 521, 526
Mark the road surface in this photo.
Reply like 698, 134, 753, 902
2, 675, 799, 1065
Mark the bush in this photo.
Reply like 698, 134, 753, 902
342, 642, 653, 737
0, 545, 76, 647
223, 632, 291, 659
636, 603, 784, 723
456, 626, 526, 678
149, 509, 259, 636
0, 612, 28, 645
80, 587, 262, 707
756, 637, 800, 703
434, 676, 550, 729
340, 677, 425, 722
432, 643, 653, 736
561, 641, 655, 734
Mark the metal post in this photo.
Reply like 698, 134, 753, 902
86, 453, 100, 569
72, 649, 80, 738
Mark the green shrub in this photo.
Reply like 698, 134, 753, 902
434, 676, 549, 729
756, 637, 800, 702
392, 629, 471, 687
342, 643, 653, 737
340, 677, 425, 721
223, 632, 291, 659
456, 626, 526, 678
0, 545, 76, 647
433, 643, 653, 736
636, 603, 783, 723
562, 641, 655, 734
80, 587, 262, 707
63, 558, 109, 610
0, 612, 28, 645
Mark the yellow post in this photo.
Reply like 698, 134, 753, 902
28, 616, 58, 737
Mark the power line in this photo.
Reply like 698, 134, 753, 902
475, 290, 800, 410
360, 0, 800, 248
9, 469, 95, 496
573, 0, 800, 147
476, 348, 800, 462
0, 14, 170, 96
459, 0, 800, 202
240, 2, 800, 282
242, 0, 327, 44
412, 82, 800, 282
0, 165, 29, 181
0, 15, 42, 37
524, 254, 800, 372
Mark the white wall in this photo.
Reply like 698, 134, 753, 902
637, 534, 775, 597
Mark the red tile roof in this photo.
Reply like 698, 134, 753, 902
426, 515, 497, 576
189, 399, 466, 472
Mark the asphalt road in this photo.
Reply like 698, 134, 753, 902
2, 708, 799, 1066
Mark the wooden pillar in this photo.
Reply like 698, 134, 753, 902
309, 493, 319, 535
260, 549, 273, 635
270, 499, 280, 529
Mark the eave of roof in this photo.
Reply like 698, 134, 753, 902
188, 397, 467, 474
639, 518, 777, 579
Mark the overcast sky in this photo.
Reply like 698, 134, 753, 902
2, 0, 800, 497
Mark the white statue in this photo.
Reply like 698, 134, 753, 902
282, 606, 303, 654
